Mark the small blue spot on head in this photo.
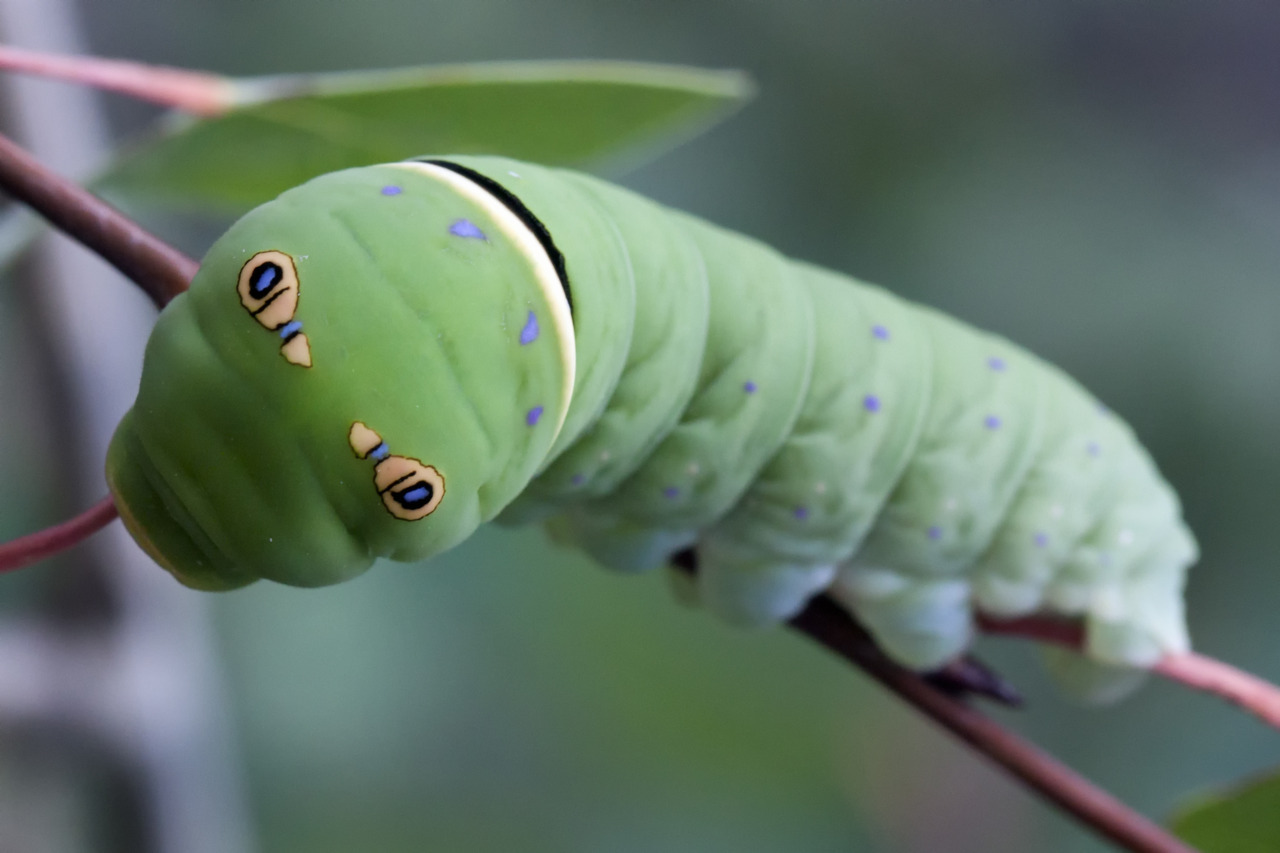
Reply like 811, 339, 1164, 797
663, 486, 680, 499
278, 319, 302, 340
863, 394, 881, 413
1034, 532, 1049, 548
872, 324, 889, 340
1086, 441, 1101, 457
370, 443, 390, 462
928, 525, 943, 540
570, 473, 586, 486
450, 219, 487, 240
519, 310, 539, 345
743, 381, 758, 394
526, 406, 544, 426
984, 415, 1002, 430
988, 356, 1006, 372
381, 185, 402, 196
794, 506, 810, 520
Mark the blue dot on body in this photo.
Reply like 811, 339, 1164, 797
1087, 441, 1101, 457
381, 185, 402, 196
1034, 532, 1049, 548
663, 486, 680, 499
863, 394, 881, 413
793, 506, 810, 520
449, 219, 487, 240
571, 473, 586, 486
985, 415, 1002, 430
928, 525, 943, 540
872, 324, 889, 340
526, 406, 544, 426
519, 310, 539, 345
988, 356, 1006, 372
743, 381, 758, 394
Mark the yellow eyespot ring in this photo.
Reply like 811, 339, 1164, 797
237, 250, 300, 330
374, 456, 446, 521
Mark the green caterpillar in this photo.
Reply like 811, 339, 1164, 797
105, 156, 1196, 678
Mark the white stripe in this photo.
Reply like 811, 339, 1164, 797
387, 161, 576, 442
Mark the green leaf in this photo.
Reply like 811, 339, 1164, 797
1172, 768, 1280, 852
96, 60, 753, 215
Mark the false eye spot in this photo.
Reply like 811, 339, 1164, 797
373, 455, 445, 521
237, 250, 300, 330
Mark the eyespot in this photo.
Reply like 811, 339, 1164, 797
237, 250, 299, 330
372, 455, 446, 521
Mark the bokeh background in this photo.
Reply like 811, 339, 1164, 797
3, 2, 1280, 851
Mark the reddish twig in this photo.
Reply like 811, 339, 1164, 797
0, 495, 117, 573
793, 599, 1196, 853
979, 614, 1280, 732
0, 44, 232, 115
0, 130, 196, 307
669, 553, 1195, 853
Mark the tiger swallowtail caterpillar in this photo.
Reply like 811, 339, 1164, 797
105, 156, 1196, 683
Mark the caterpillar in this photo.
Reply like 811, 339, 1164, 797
104, 155, 1196, 681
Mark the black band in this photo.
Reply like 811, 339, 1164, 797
422, 159, 573, 314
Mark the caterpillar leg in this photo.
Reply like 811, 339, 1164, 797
830, 566, 974, 670
549, 508, 696, 574
694, 536, 837, 626
1040, 646, 1148, 704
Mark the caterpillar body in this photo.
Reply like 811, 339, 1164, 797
105, 156, 1196, 679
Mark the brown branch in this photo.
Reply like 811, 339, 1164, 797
0, 44, 232, 115
978, 614, 1280, 732
669, 554, 1196, 853
0, 495, 116, 573
0, 130, 196, 307
794, 599, 1196, 853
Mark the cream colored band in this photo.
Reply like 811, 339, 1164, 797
387, 161, 576, 441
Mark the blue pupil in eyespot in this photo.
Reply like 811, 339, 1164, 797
395, 482, 433, 510
249, 263, 281, 299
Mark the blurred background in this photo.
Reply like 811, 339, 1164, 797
3, 1, 1280, 851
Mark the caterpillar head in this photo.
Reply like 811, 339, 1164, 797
106, 162, 573, 590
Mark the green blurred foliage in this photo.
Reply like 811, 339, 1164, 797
1174, 768, 1280, 852
4, 2, 1280, 852
98, 61, 752, 213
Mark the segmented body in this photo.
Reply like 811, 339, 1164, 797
106, 155, 1197, 676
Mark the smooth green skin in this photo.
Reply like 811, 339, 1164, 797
108, 163, 569, 589
109, 154, 1197, 684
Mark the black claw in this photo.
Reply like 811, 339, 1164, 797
927, 656, 1025, 708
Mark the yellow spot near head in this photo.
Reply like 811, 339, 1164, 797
281, 333, 312, 367
349, 422, 383, 458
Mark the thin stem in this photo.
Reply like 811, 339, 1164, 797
0, 495, 116, 573
794, 599, 1196, 853
0, 44, 232, 115
0, 130, 196, 307
669, 553, 1195, 853
978, 614, 1280, 732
